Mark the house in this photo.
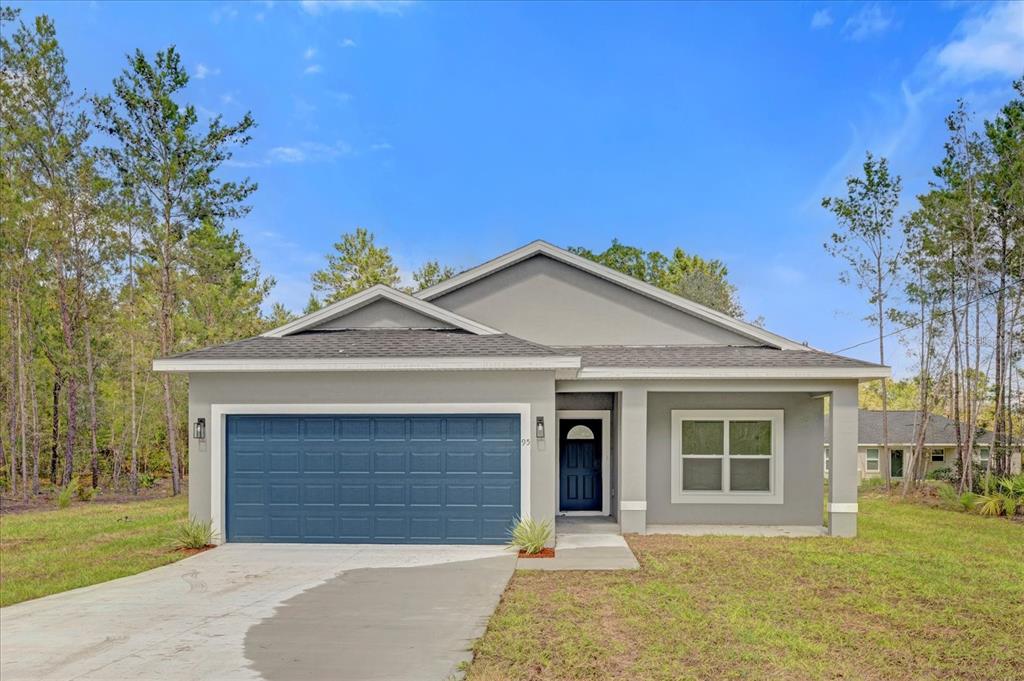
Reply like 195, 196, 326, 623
153, 240, 888, 544
825, 409, 1023, 480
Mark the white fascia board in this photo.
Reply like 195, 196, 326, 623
262, 285, 503, 338
415, 240, 810, 351
576, 366, 891, 380
153, 355, 582, 373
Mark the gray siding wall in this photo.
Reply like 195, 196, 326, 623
430, 255, 754, 346
308, 299, 456, 331
646, 391, 824, 526
187, 370, 556, 534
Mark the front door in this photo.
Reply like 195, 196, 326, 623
559, 419, 602, 512
891, 449, 904, 478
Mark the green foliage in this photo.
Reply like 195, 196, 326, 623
138, 472, 156, 489
859, 476, 886, 491
311, 227, 400, 304
173, 517, 216, 549
76, 483, 97, 502
569, 239, 744, 317
507, 515, 552, 554
412, 260, 456, 291
56, 479, 78, 509
935, 481, 960, 510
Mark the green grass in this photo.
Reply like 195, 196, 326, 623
0, 495, 189, 607
467, 496, 1024, 681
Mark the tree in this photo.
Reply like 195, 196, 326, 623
569, 240, 744, 317
310, 227, 400, 303
264, 302, 296, 330
823, 152, 903, 488
96, 46, 256, 496
412, 260, 455, 291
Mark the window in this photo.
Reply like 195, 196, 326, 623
979, 447, 990, 462
866, 448, 880, 472
566, 425, 595, 440
930, 449, 945, 463
671, 410, 783, 504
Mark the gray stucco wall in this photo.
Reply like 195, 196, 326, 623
645, 391, 825, 526
308, 298, 456, 331
430, 255, 755, 346
186, 370, 556, 535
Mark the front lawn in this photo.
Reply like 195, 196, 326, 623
0, 495, 189, 607
467, 496, 1024, 680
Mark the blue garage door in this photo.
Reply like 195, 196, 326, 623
226, 414, 521, 544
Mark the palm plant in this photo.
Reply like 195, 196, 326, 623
508, 515, 552, 554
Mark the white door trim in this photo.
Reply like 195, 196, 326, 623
555, 409, 611, 516
210, 402, 532, 543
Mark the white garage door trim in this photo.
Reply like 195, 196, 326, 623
210, 403, 532, 543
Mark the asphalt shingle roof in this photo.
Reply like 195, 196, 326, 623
166, 329, 561, 360
823, 409, 1002, 446
556, 345, 882, 369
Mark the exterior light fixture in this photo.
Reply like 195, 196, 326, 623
535, 416, 545, 440
194, 417, 206, 440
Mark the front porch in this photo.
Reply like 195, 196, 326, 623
552, 380, 860, 538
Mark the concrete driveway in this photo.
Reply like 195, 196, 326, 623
0, 544, 516, 681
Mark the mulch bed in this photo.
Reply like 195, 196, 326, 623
175, 544, 216, 556
518, 547, 556, 558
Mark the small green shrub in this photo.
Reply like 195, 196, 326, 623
925, 467, 952, 481
56, 479, 78, 509
935, 482, 960, 510
974, 493, 1005, 517
859, 477, 886, 491
508, 515, 552, 554
138, 473, 156, 489
173, 517, 216, 550
76, 484, 97, 502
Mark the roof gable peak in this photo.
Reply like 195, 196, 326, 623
261, 285, 502, 338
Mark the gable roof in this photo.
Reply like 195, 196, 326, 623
825, 409, 1005, 446
415, 240, 809, 351
262, 285, 502, 338
152, 328, 581, 372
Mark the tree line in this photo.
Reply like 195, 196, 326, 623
823, 80, 1024, 493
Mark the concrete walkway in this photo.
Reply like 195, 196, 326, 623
0, 544, 515, 681
518, 526, 639, 571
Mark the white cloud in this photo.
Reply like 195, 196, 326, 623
842, 4, 896, 41
268, 146, 308, 163
220, 91, 238, 106
194, 63, 220, 80
341, 37, 358, 48
300, 0, 413, 16
370, 142, 393, 151
810, 9, 833, 30
935, 2, 1024, 82
211, 4, 239, 23
303, 46, 317, 60
304, 64, 323, 75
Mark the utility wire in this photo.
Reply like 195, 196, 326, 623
831, 276, 1024, 355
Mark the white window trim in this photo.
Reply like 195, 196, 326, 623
670, 409, 784, 505
209, 403, 532, 544
930, 449, 946, 463
555, 410, 611, 516
865, 447, 880, 473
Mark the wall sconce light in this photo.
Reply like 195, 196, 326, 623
194, 418, 206, 440
535, 416, 545, 440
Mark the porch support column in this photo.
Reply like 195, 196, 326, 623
828, 382, 859, 537
619, 387, 648, 534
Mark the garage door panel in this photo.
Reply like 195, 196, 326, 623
226, 414, 520, 544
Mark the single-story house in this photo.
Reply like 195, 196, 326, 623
154, 240, 888, 544
825, 409, 1023, 479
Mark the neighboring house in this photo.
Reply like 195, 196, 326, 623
154, 240, 888, 544
824, 409, 1023, 480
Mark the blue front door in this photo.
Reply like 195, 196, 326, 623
226, 414, 520, 544
559, 419, 602, 511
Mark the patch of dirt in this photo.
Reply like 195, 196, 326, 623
0, 477, 180, 515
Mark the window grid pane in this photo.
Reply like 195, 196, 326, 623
681, 421, 724, 456
729, 421, 772, 456
680, 417, 775, 495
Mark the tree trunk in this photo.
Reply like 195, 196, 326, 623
50, 369, 61, 484
159, 232, 181, 496
84, 321, 100, 488
877, 260, 891, 489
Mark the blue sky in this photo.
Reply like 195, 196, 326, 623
11, 1, 1024, 375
